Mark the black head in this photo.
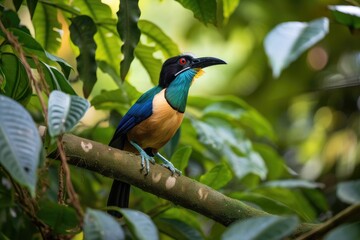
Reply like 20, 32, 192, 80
159, 54, 226, 88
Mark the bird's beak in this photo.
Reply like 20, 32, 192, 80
191, 57, 227, 69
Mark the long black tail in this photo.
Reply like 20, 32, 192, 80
107, 180, 130, 217
107, 131, 130, 217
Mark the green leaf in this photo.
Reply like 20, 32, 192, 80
0, 95, 42, 196
175, 0, 217, 26
223, 0, 240, 24
47, 90, 90, 137
71, 0, 121, 84
135, 43, 162, 85
156, 218, 204, 240
264, 17, 329, 77
170, 146, 192, 173
329, 5, 360, 30
138, 20, 180, 58
230, 192, 294, 215
0, 53, 32, 104
32, 2, 62, 53
252, 188, 316, 221
69, 15, 97, 98
120, 209, 158, 240
337, 180, 360, 204
40, 61, 76, 95
200, 164, 232, 190
90, 83, 140, 114
325, 222, 360, 240
221, 215, 299, 240
189, 95, 276, 141
192, 118, 267, 180
45, 51, 73, 79
13, 0, 24, 11
84, 208, 125, 240
2, 28, 45, 58
117, 0, 141, 80
262, 179, 324, 189
37, 201, 79, 234
0, 9, 30, 33
27, 0, 38, 18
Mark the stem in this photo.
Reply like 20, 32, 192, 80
295, 204, 360, 240
57, 137, 84, 220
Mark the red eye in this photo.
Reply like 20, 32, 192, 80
179, 57, 187, 65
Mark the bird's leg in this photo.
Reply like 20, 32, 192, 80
155, 152, 182, 176
129, 141, 155, 175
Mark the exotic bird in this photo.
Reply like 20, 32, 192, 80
107, 54, 226, 216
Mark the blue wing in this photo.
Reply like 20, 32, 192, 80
109, 86, 162, 148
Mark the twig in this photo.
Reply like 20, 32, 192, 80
295, 204, 360, 240
57, 137, 84, 219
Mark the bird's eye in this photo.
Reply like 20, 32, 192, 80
178, 57, 187, 65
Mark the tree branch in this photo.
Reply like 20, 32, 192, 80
57, 133, 316, 235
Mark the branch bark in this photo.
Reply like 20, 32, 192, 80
57, 133, 316, 235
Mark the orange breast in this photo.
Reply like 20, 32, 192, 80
127, 89, 184, 152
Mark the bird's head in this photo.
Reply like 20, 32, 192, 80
159, 54, 226, 88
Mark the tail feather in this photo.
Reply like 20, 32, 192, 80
107, 180, 130, 217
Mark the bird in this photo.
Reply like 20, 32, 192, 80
107, 54, 226, 216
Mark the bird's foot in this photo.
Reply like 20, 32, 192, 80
140, 152, 155, 175
155, 152, 182, 176
130, 141, 155, 175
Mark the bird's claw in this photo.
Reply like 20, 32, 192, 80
161, 162, 182, 176
140, 154, 155, 175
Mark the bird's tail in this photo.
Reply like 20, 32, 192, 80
107, 180, 130, 217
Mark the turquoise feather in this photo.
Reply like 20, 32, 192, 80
165, 69, 197, 113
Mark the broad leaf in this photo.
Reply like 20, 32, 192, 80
221, 215, 299, 240
117, 0, 141, 81
230, 192, 294, 215
71, 0, 121, 84
175, 0, 217, 26
170, 146, 192, 173
337, 180, 360, 204
156, 218, 204, 240
189, 95, 276, 141
252, 187, 316, 221
0, 95, 42, 196
2, 28, 46, 59
135, 43, 162, 85
138, 20, 180, 58
69, 15, 97, 98
33, 2, 62, 53
27, 0, 38, 18
325, 222, 360, 240
37, 201, 79, 234
120, 209, 158, 240
329, 5, 360, 30
40, 61, 76, 95
47, 90, 90, 137
0, 53, 32, 105
0, 9, 30, 34
90, 83, 140, 114
200, 164, 232, 190
264, 17, 329, 77
192, 118, 267, 180
84, 208, 124, 240
45, 51, 73, 79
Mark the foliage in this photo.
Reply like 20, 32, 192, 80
0, 0, 359, 239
